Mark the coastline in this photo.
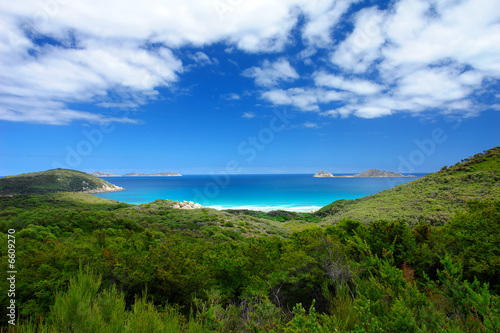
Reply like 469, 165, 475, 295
206, 204, 322, 213
83, 185, 125, 194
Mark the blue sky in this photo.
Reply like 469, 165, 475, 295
1, 0, 499, 176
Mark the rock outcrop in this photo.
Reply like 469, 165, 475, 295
313, 170, 334, 177
172, 200, 203, 209
83, 184, 124, 194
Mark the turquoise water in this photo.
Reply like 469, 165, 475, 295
94, 174, 424, 212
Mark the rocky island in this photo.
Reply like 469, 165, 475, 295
313, 169, 415, 178
347, 169, 414, 177
313, 170, 334, 177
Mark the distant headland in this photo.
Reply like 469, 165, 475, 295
314, 169, 415, 178
0, 169, 124, 196
91, 171, 182, 177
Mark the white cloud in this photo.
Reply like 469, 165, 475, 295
396, 67, 480, 102
383, 0, 500, 76
243, 59, 299, 87
303, 121, 319, 128
322, 105, 392, 119
242, 112, 256, 119
314, 71, 383, 95
300, 0, 358, 48
0, 102, 139, 125
189, 51, 213, 65
353, 106, 392, 119
222, 93, 241, 101
2, 0, 314, 52
330, 6, 386, 73
262, 88, 345, 111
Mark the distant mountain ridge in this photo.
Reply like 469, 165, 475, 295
91, 171, 182, 177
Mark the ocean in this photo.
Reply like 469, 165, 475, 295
93, 174, 425, 212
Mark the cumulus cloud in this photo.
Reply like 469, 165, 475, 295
262, 88, 345, 111
325, 106, 392, 119
330, 6, 386, 73
243, 59, 299, 87
314, 71, 384, 95
300, 0, 358, 48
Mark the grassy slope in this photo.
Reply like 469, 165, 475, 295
316, 146, 500, 225
0, 169, 120, 196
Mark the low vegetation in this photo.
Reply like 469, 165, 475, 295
0, 147, 498, 332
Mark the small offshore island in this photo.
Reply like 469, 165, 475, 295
314, 168, 415, 178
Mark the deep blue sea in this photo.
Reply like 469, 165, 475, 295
93, 174, 425, 212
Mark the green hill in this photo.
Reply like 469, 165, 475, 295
317, 146, 500, 225
0, 169, 123, 196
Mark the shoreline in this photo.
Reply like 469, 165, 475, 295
83, 185, 125, 194
207, 205, 322, 213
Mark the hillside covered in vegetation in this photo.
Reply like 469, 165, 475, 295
0, 169, 123, 196
0, 148, 499, 332
317, 147, 500, 224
